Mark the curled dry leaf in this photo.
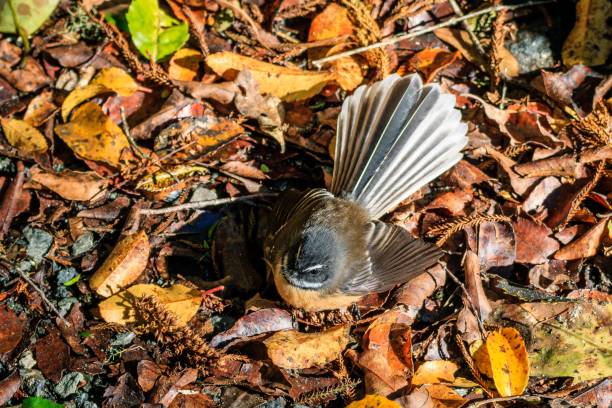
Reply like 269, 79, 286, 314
206, 51, 335, 101
168, 48, 202, 81
1, 118, 48, 155
395, 264, 446, 309
0, 371, 20, 406
210, 308, 293, 348
99, 283, 201, 326
416, 384, 466, 408
485, 328, 529, 397
346, 395, 401, 408
55, 102, 130, 167
0, 306, 24, 354
89, 230, 150, 297
457, 250, 490, 344
412, 360, 459, 385
554, 217, 609, 260
405, 48, 461, 83
30, 168, 107, 202
23, 90, 57, 127
62, 67, 141, 121
562, 0, 612, 66
263, 325, 349, 369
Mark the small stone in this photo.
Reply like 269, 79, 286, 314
72, 232, 96, 257
54, 372, 85, 398
23, 227, 53, 262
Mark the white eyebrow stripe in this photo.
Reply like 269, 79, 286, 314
303, 264, 324, 272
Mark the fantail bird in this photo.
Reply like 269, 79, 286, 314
264, 74, 468, 312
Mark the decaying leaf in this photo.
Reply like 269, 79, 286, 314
89, 230, 150, 297
513, 218, 560, 264
168, 48, 202, 81
405, 48, 461, 83
62, 67, 141, 121
346, 395, 401, 408
554, 217, 609, 260
485, 328, 529, 397
1, 118, 48, 154
55, 102, 130, 167
562, 0, 612, 66
420, 384, 467, 408
99, 283, 201, 326
412, 360, 459, 385
206, 51, 335, 101
0, 306, 24, 354
263, 325, 349, 369
30, 167, 107, 202
210, 308, 293, 348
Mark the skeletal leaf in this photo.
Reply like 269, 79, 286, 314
62, 67, 141, 121
99, 283, 201, 326
264, 325, 349, 369
1, 118, 48, 154
30, 168, 107, 202
55, 102, 130, 167
89, 230, 150, 297
562, 0, 612, 66
206, 51, 335, 101
485, 328, 529, 397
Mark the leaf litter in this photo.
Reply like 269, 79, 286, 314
0, 1, 611, 407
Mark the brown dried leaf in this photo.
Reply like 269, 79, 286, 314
457, 250, 491, 344
99, 284, 201, 326
137, 360, 162, 393
89, 230, 150, 297
406, 48, 461, 83
0, 306, 24, 354
395, 264, 446, 309
478, 221, 516, 270
24, 90, 57, 127
30, 168, 108, 202
264, 325, 350, 369
513, 218, 560, 264
554, 217, 609, 260
35, 331, 70, 383
0, 371, 20, 406
210, 308, 293, 348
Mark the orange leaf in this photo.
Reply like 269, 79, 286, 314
485, 328, 529, 397
346, 395, 401, 408
412, 360, 459, 385
405, 48, 460, 83
308, 3, 353, 42
89, 230, 150, 297
421, 384, 467, 408
30, 168, 107, 202
168, 48, 202, 81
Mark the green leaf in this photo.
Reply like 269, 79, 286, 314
22, 397, 64, 408
0, 0, 60, 35
63, 273, 81, 286
126, 0, 189, 62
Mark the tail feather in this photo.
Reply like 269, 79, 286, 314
331, 74, 467, 219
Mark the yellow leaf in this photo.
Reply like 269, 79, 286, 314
30, 168, 107, 202
206, 51, 335, 101
89, 230, 150, 297
412, 360, 459, 385
486, 328, 529, 397
471, 339, 493, 379
263, 325, 349, 369
346, 395, 401, 408
62, 67, 140, 120
420, 384, 467, 408
55, 102, 130, 167
308, 3, 353, 42
1, 118, 48, 154
169, 48, 202, 81
562, 0, 612, 66
99, 283, 201, 326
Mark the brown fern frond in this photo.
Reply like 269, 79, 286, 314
182, 6, 209, 56
503, 143, 532, 159
134, 295, 217, 369
489, 2, 507, 88
569, 102, 611, 151
275, 0, 325, 20
428, 213, 513, 246
297, 377, 361, 406
564, 159, 607, 227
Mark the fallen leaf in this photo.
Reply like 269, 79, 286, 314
62, 67, 141, 121
567, 378, 611, 407
457, 250, 490, 344
206, 51, 335, 101
0, 0, 59, 35
486, 328, 529, 397
434, 28, 486, 67
264, 325, 349, 369
126, 0, 189, 61
540, 66, 591, 111
55, 102, 130, 167
0, 306, 24, 354
420, 384, 467, 408
478, 220, 516, 270
1, 118, 48, 154
412, 360, 459, 385
210, 308, 294, 348
554, 217, 609, 260
22, 397, 64, 408
99, 283, 201, 326
0, 371, 20, 406
24, 90, 57, 126
30, 168, 107, 202
89, 230, 150, 297
168, 48, 202, 81
137, 360, 162, 393
513, 218, 560, 264
45, 42, 94, 68
562, 0, 612, 66
0, 56, 50, 92
308, 3, 352, 44
395, 264, 446, 308
35, 330, 70, 383
406, 48, 461, 83
346, 394, 401, 408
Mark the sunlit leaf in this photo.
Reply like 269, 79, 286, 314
1, 118, 48, 154
168, 48, 202, 81
412, 360, 459, 385
30, 168, 108, 202
562, 0, 611, 66
0, 0, 59, 35
126, 0, 189, 62
486, 328, 529, 397
346, 395, 401, 408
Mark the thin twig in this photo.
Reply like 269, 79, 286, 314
312, 0, 555, 68
449, 0, 485, 55
138, 193, 277, 215
10, 262, 71, 326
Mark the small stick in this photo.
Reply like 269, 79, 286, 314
138, 193, 277, 215
12, 264, 71, 327
312, 0, 555, 68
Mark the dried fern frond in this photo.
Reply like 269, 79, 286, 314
504, 143, 532, 159
428, 213, 513, 246
563, 159, 607, 227
570, 102, 611, 150
276, 0, 325, 19
297, 377, 361, 406
134, 295, 217, 368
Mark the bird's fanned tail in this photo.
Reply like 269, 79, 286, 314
331, 74, 468, 219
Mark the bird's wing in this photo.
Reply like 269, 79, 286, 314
268, 188, 332, 233
339, 221, 442, 295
